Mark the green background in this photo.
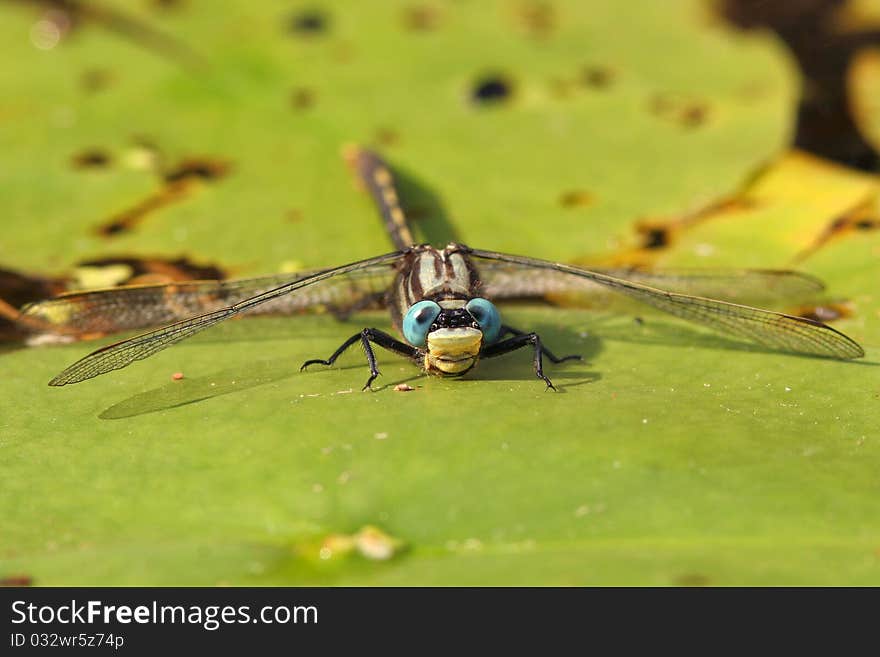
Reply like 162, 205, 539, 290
1, 0, 877, 585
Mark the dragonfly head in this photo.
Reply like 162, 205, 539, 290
403, 298, 501, 376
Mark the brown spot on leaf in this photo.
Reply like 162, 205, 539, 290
0, 575, 33, 587
581, 66, 615, 89
680, 104, 709, 128
675, 573, 711, 586
290, 87, 315, 110
71, 149, 112, 169
96, 157, 231, 237
286, 208, 304, 224
609, 196, 756, 265
649, 94, 711, 129
794, 193, 880, 262
516, 0, 555, 38
77, 256, 227, 284
403, 5, 440, 31
374, 128, 400, 147
559, 190, 594, 208
80, 68, 114, 93
163, 157, 230, 183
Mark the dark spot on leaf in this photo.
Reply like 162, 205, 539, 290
403, 5, 440, 31
163, 158, 230, 183
472, 75, 513, 105
288, 9, 329, 35
675, 573, 711, 586
559, 190, 594, 208
71, 149, 112, 169
287, 208, 304, 224
680, 104, 709, 128
792, 302, 853, 323
96, 156, 231, 237
581, 66, 614, 89
649, 94, 710, 128
291, 87, 316, 110
0, 575, 33, 587
374, 128, 400, 147
638, 224, 671, 250
80, 68, 114, 93
794, 194, 880, 262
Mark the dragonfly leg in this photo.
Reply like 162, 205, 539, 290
481, 332, 563, 391
300, 328, 420, 391
498, 325, 582, 364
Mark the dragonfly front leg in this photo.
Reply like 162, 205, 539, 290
481, 331, 575, 390
497, 325, 582, 364
300, 328, 421, 391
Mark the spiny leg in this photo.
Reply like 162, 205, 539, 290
301, 328, 420, 391
497, 325, 582, 364
481, 332, 568, 390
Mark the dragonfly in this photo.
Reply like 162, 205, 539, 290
23, 147, 864, 390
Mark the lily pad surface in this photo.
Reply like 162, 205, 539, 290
1, 0, 878, 585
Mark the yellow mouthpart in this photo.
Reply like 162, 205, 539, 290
425, 327, 482, 375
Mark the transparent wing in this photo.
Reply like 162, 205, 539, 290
48, 252, 402, 385
470, 249, 864, 359
22, 265, 395, 338
480, 262, 826, 306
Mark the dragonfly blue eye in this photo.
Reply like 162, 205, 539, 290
466, 297, 501, 343
403, 300, 442, 346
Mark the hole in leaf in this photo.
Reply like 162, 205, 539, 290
638, 224, 671, 250
472, 75, 513, 105
403, 5, 440, 31
288, 9, 329, 35
71, 149, 112, 169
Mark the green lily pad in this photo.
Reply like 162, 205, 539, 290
1, 0, 878, 586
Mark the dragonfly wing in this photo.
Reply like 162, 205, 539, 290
22, 266, 391, 338
49, 252, 402, 385
469, 249, 864, 359
479, 261, 825, 306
